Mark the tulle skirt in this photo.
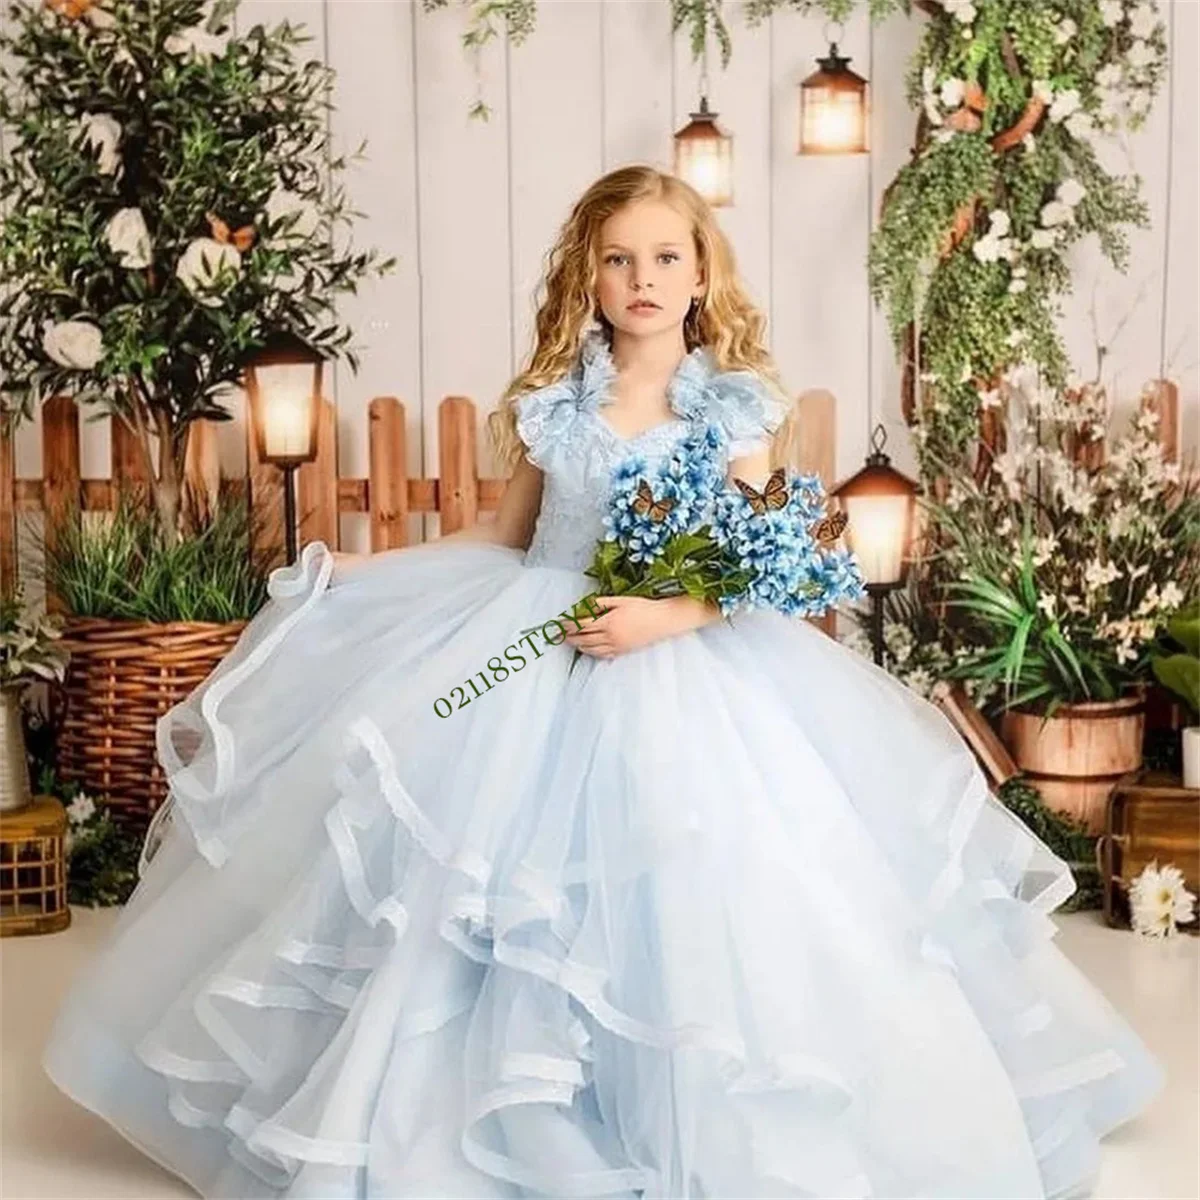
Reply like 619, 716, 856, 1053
42, 538, 1165, 1199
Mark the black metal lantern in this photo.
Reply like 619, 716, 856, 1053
831, 424, 919, 665
799, 28, 869, 156
244, 331, 324, 565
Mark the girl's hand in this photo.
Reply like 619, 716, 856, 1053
564, 594, 718, 659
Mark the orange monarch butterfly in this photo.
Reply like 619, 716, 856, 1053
206, 211, 256, 253
810, 509, 849, 546
733, 467, 789, 514
631, 479, 676, 523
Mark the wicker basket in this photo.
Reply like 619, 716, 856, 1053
51, 616, 246, 829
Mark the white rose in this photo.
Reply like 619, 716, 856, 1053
42, 319, 103, 370
1127, 40, 1156, 69
1057, 178, 1087, 207
940, 77, 966, 108
175, 237, 242, 307
973, 236, 1001, 264
1065, 111, 1095, 140
1129, 3, 1158, 40
1099, 0, 1123, 26
1022, 132, 1037, 152
78, 112, 122, 176
1055, 18, 1077, 44
1128, 90, 1152, 118
1096, 63, 1123, 89
104, 207, 153, 269
1049, 88, 1081, 122
1008, 278, 1027, 294
1040, 200, 1073, 227
164, 27, 227, 62
1032, 79, 1054, 105
988, 208, 1011, 237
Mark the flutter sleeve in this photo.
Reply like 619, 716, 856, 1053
707, 369, 791, 459
513, 375, 580, 471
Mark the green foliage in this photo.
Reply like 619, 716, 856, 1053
1, 579, 69, 684
0, 0, 395, 523
24, 484, 274, 622
1150, 604, 1200, 716
996, 775, 1102, 913
21, 701, 143, 907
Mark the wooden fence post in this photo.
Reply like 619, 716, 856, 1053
438, 396, 478, 535
42, 396, 82, 616
368, 396, 408, 550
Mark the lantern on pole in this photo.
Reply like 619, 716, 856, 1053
673, 38, 733, 206
830, 424, 919, 666
799, 24, 869, 156
243, 331, 324, 565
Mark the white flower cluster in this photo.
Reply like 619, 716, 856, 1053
1033, 179, 1087, 248
1129, 861, 1196, 938
64, 791, 98, 856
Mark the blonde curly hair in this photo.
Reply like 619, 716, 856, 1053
488, 165, 796, 475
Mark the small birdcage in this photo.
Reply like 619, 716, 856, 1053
1, 796, 70, 937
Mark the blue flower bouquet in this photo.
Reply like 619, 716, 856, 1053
584, 422, 867, 619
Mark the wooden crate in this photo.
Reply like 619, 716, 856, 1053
1099, 769, 1200, 934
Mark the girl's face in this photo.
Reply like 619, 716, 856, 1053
594, 199, 704, 341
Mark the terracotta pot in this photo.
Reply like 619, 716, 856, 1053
1001, 691, 1146, 834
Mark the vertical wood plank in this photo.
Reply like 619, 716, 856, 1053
1162, 0, 1199, 466
772, 6, 875, 487
325, 0, 422, 551
297, 396, 339, 550
42, 396, 82, 616
437, 396, 477, 535
416, 0, 510, 540
183, 418, 221, 524
1143, 378, 1180, 464
368, 396, 409, 550
110, 410, 152, 500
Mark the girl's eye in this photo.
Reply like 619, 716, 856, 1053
604, 252, 679, 265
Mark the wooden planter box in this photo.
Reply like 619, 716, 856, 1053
51, 616, 246, 830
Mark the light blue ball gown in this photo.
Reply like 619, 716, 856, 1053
43, 330, 1165, 1199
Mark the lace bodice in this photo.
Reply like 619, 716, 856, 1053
517, 330, 788, 571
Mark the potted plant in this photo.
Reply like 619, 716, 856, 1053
921, 366, 1200, 832
1150, 603, 1200, 788
0, 0, 393, 827
1, 582, 69, 813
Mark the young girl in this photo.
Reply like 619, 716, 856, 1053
44, 166, 1163, 1200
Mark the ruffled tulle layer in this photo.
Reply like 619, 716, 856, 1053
43, 539, 1164, 1199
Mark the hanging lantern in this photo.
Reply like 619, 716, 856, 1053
674, 95, 734, 207
673, 35, 733, 207
799, 27, 869, 156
